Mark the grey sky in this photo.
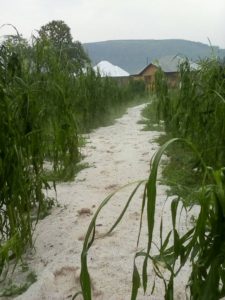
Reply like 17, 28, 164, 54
0, 0, 224, 48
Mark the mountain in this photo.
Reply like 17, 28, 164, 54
83, 39, 225, 74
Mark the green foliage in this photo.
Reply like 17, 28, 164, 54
137, 96, 164, 131
142, 58, 225, 204
154, 58, 225, 168
0, 22, 144, 280
0, 30, 80, 278
76, 57, 225, 299
128, 79, 146, 96
154, 69, 170, 126
73, 69, 137, 131
38, 20, 73, 47
38, 20, 90, 74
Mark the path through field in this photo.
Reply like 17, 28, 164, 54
13, 104, 187, 300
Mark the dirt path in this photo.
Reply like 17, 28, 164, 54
13, 104, 181, 300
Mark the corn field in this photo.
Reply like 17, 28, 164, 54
77, 57, 225, 299
0, 27, 142, 279
155, 57, 225, 167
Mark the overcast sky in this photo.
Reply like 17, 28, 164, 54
0, 0, 224, 48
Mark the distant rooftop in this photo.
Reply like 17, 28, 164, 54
137, 55, 199, 74
93, 60, 130, 77
153, 55, 199, 72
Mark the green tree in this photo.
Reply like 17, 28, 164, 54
38, 20, 73, 49
38, 20, 90, 73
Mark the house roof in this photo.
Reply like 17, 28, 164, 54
154, 55, 198, 72
93, 60, 130, 77
137, 63, 157, 76
137, 55, 198, 75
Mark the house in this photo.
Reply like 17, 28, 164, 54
131, 55, 198, 91
131, 63, 161, 91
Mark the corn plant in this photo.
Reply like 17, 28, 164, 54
73, 69, 140, 132
76, 58, 225, 299
0, 23, 144, 279
0, 32, 82, 277
154, 58, 225, 168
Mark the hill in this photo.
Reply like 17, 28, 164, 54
83, 39, 225, 74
